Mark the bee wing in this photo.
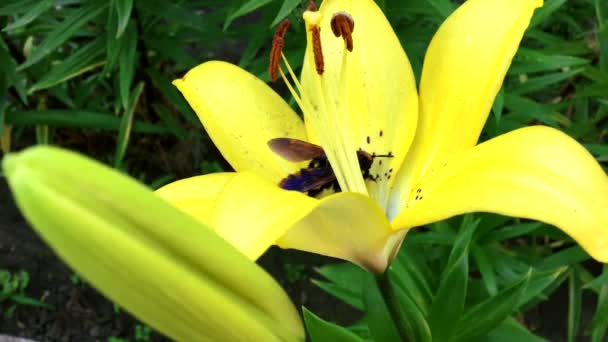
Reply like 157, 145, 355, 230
268, 138, 325, 162
279, 167, 336, 193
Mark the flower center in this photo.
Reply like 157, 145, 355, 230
267, 6, 394, 209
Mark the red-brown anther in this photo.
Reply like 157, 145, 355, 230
311, 26, 324, 75
269, 19, 291, 82
331, 11, 355, 52
307, 0, 317, 11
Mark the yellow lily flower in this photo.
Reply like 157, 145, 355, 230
160, 0, 608, 273
2, 146, 304, 341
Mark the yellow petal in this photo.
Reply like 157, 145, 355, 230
390, 0, 542, 213
392, 126, 608, 262
300, 0, 418, 206
173, 61, 308, 183
212, 172, 317, 260
155, 173, 235, 225
213, 172, 403, 272
3, 146, 303, 341
278, 193, 407, 273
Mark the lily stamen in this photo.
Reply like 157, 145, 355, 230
331, 11, 355, 52
303, 2, 323, 75
269, 19, 290, 82
310, 25, 324, 75
307, 0, 317, 11
268, 20, 305, 111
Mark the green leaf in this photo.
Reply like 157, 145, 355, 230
29, 36, 106, 92
422, 0, 455, 19
584, 266, 608, 291
480, 222, 544, 244
271, 0, 301, 27
114, 82, 144, 168
427, 218, 477, 342
597, 0, 608, 72
315, 263, 366, 292
519, 267, 568, 307
113, 0, 133, 38
535, 246, 589, 271
119, 21, 137, 111
492, 87, 504, 124
390, 245, 435, 316
147, 69, 200, 127
224, 0, 273, 30
510, 48, 590, 74
567, 268, 582, 342
149, 175, 174, 190
362, 273, 402, 342
238, 29, 268, 69
10, 293, 54, 309
454, 270, 531, 342
389, 270, 432, 342
6, 110, 167, 134
0, 37, 27, 104
503, 94, 566, 127
526, 30, 590, 56
302, 307, 362, 342
17, 2, 108, 71
475, 317, 548, 342
103, 0, 121, 75
312, 279, 363, 310
0, 101, 7, 144
511, 68, 584, 95
591, 265, 608, 342
152, 104, 186, 140
405, 230, 456, 245
2, 0, 53, 32
35, 125, 50, 145
0, 0, 39, 16
472, 244, 498, 296
314, 262, 366, 309
529, 0, 567, 28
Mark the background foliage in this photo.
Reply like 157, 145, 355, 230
1, 0, 607, 341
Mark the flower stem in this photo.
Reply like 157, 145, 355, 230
375, 271, 409, 342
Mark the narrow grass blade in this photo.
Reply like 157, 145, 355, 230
29, 36, 106, 92
362, 273, 402, 342
114, 82, 144, 167
6, 110, 167, 133
568, 268, 582, 342
119, 21, 137, 111
17, 2, 108, 71
454, 271, 531, 342
427, 218, 477, 342
303, 307, 362, 342
2, 0, 52, 32
224, 0, 273, 30
113, 0, 133, 38
270, 0, 300, 27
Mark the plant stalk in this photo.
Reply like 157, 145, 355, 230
375, 271, 409, 342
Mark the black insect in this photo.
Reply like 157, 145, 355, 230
268, 138, 383, 197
